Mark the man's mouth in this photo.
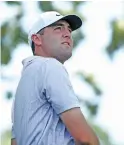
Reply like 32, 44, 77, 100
62, 42, 70, 46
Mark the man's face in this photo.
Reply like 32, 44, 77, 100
40, 20, 73, 63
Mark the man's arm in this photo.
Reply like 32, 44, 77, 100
11, 139, 17, 145
45, 59, 99, 144
60, 108, 100, 145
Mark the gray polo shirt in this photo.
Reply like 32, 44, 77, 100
12, 56, 80, 145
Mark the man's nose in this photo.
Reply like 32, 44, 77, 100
62, 29, 71, 38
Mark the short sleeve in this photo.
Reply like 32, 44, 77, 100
46, 59, 80, 114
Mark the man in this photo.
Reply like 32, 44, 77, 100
11, 11, 100, 145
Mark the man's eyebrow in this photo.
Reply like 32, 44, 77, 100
48, 23, 72, 30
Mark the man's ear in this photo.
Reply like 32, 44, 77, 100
31, 34, 42, 46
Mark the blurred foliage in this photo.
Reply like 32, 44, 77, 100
6, 91, 13, 100
77, 72, 102, 116
1, 2, 27, 64
38, 1, 55, 11
72, 29, 84, 49
1, 21, 27, 64
5, 1, 21, 5
73, 1, 86, 8
85, 100, 98, 116
77, 72, 102, 96
1, 130, 11, 145
106, 19, 124, 58
1, 1, 124, 145
91, 123, 114, 145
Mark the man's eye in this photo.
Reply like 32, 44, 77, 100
54, 26, 61, 30
69, 29, 72, 33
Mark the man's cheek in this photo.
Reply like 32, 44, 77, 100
71, 41, 74, 48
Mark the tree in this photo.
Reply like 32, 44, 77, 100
1, 1, 123, 145
106, 18, 124, 58
1, 130, 11, 145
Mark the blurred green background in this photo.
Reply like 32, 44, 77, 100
1, 1, 124, 145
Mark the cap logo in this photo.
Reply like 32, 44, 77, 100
56, 14, 61, 16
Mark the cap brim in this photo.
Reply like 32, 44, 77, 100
61, 15, 82, 31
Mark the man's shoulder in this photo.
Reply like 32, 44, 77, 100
22, 56, 66, 75
22, 56, 61, 68
27, 56, 62, 67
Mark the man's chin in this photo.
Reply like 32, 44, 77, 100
63, 52, 72, 62
56, 52, 72, 64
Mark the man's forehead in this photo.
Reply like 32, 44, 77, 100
49, 20, 71, 27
